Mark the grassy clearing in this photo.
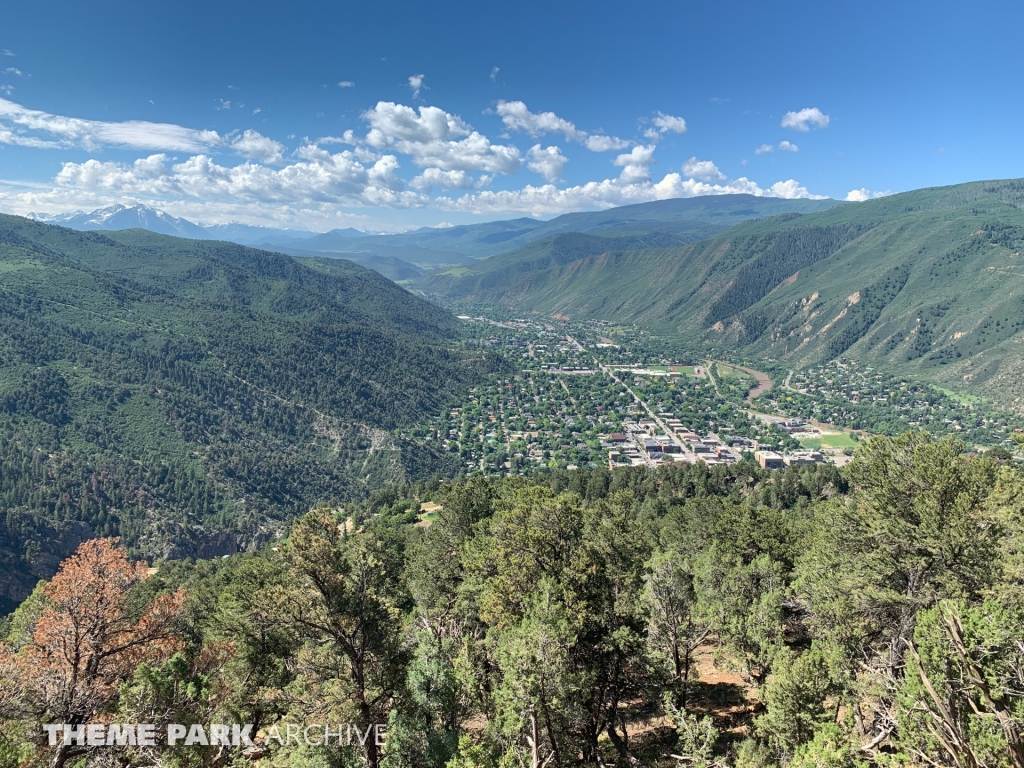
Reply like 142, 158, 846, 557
934, 386, 985, 406
801, 432, 859, 450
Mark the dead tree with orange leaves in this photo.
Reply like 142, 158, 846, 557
0, 538, 185, 768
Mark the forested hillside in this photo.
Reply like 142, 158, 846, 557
417, 179, 1024, 412
0, 215, 489, 613
2, 431, 1023, 767
418, 231, 695, 296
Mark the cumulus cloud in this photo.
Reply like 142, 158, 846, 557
781, 107, 829, 131
496, 100, 582, 140
682, 157, 726, 182
230, 129, 285, 163
51, 148, 423, 209
437, 172, 825, 217
584, 134, 630, 152
613, 144, 657, 183
338, 80, 355, 88
526, 144, 568, 182
410, 167, 476, 192
495, 100, 628, 152
652, 112, 687, 134
490, 66, 499, 82
216, 99, 231, 110
778, 140, 799, 152
845, 188, 893, 202
4, 67, 22, 76
362, 101, 521, 174
613, 145, 657, 166
755, 144, 774, 155
4, 94, 833, 226
408, 74, 425, 98
0, 97, 223, 152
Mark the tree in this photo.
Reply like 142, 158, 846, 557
898, 599, 1024, 767
492, 582, 584, 768
695, 546, 787, 687
795, 432, 1007, 754
756, 641, 847, 759
646, 550, 707, 708
663, 692, 724, 768
269, 510, 412, 768
0, 538, 185, 768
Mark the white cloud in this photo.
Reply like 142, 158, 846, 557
652, 112, 687, 134
0, 97, 223, 153
410, 167, 476, 191
495, 100, 628, 152
845, 188, 893, 202
338, 80, 355, 88
0, 125, 61, 148
584, 134, 630, 152
408, 74, 425, 98
490, 66, 499, 82
51, 148, 424, 210
362, 101, 521, 174
496, 100, 582, 141
613, 144, 657, 183
755, 141, 799, 154
4, 67, 21, 76
2, 50, 13, 57
437, 172, 825, 217
781, 107, 829, 131
682, 157, 726, 182
526, 144, 568, 182
252, 107, 261, 115
230, 129, 285, 163
2, 94, 833, 228
216, 99, 231, 110
613, 145, 657, 167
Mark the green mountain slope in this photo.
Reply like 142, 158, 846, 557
0, 215, 484, 611
417, 230, 694, 296
301, 195, 843, 262
419, 179, 1024, 411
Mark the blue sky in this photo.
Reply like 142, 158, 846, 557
1, 0, 1021, 232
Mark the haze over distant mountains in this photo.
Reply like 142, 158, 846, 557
30, 205, 321, 245
30, 196, 844, 280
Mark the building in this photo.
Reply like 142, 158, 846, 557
755, 450, 786, 470
784, 451, 824, 467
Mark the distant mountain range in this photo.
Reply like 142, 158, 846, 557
416, 178, 1024, 414
29, 204, 321, 245
28, 197, 845, 280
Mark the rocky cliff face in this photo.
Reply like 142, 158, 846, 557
0, 520, 93, 614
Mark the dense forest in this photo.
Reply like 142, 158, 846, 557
2, 430, 1022, 768
0, 215, 495, 613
